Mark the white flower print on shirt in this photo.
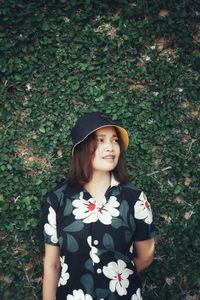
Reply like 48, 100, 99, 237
87, 236, 100, 264
66, 289, 92, 300
72, 192, 120, 225
103, 259, 133, 296
44, 206, 58, 243
131, 288, 143, 300
134, 192, 153, 224
58, 256, 70, 286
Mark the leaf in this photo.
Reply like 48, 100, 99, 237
39, 126, 46, 133
119, 200, 129, 223
41, 21, 50, 31
84, 259, 94, 272
71, 81, 80, 91
102, 233, 115, 250
58, 237, 63, 248
95, 288, 109, 298
54, 185, 66, 205
110, 188, 120, 197
66, 234, 79, 252
80, 274, 94, 294
174, 185, 183, 194
114, 251, 130, 263
0, 194, 4, 202
63, 199, 73, 216
14, 74, 22, 81
64, 220, 84, 232
111, 217, 124, 228
125, 230, 132, 243
108, 290, 118, 300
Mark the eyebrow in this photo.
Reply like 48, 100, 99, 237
96, 134, 118, 137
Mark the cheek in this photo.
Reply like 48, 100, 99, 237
116, 145, 121, 157
95, 145, 103, 155
92, 147, 101, 163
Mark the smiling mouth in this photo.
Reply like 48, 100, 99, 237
103, 155, 115, 159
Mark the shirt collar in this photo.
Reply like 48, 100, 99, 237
110, 173, 120, 187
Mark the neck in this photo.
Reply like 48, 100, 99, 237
85, 171, 111, 192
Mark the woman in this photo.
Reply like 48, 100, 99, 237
37, 112, 155, 300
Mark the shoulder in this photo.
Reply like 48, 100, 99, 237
120, 182, 141, 194
47, 179, 67, 198
47, 179, 82, 205
120, 182, 144, 203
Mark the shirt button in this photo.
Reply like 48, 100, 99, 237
94, 240, 98, 245
97, 268, 102, 274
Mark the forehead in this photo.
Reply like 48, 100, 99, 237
95, 126, 117, 136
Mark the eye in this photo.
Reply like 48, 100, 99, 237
112, 138, 119, 143
97, 137, 104, 143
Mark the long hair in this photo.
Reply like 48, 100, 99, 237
70, 128, 129, 187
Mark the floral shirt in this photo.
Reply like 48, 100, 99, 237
37, 177, 155, 300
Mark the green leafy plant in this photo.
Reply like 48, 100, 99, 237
0, 0, 199, 299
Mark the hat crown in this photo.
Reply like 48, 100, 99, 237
71, 112, 112, 145
71, 111, 129, 154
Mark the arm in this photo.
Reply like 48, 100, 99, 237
43, 244, 61, 300
134, 238, 155, 272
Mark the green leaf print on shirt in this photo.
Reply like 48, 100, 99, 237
108, 290, 118, 300
58, 237, 63, 248
54, 184, 67, 206
85, 259, 94, 272
95, 288, 109, 298
120, 200, 129, 224
129, 214, 136, 232
64, 199, 73, 216
63, 220, 84, 232
80, 274, 94, 295
103, 233, 115, 250
66, 234, 79, 252
110, 188, 121, 197
125, 230, 132, 243
111, 217, 125, 228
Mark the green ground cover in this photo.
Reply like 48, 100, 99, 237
0, 0, 199, 299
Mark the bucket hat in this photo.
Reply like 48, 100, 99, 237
71, 112, 129, 154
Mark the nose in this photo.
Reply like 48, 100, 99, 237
105, 141, 114, 152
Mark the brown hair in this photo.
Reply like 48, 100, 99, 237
69, 127, 129, 187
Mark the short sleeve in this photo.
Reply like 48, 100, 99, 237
36, 190, 60, 246
133, 191, 156, 241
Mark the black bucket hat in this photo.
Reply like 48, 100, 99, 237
71, 112, 129, 154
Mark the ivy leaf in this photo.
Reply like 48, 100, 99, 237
39, 126, 46, 133
0, 194, 4, 203
71, 81, 80, 91
41, 21, 50, 31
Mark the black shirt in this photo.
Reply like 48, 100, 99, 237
37, 178, 155, 300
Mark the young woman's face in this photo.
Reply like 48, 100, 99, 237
92, 126, 120, 173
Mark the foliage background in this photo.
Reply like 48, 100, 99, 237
0, 0, 199, 299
